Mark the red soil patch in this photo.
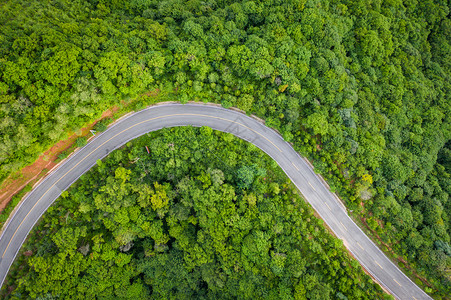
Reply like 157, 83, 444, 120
0, 88, 161, 214
0, 107, 118, 212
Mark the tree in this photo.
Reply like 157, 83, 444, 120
38, 45, 81, 87
304, 111, 329, 136
236, 94, 254, 112
236, 165, 256, 189
151, 182, 170, 211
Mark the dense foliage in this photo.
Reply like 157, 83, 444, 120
1, 127, 388, 299
0, 0, 450, 295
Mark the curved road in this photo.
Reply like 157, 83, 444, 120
0, 103, 430, 299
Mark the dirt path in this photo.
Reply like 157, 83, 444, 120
0, 88, 162, 213
0, 108, 118, 212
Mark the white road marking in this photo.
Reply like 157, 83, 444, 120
325, 202, 331, 210
308, 182, 316, 191
340, 221, 347, 231
375, 261, 383, 269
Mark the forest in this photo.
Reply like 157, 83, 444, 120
0, 0, 450, 297
1, 127, 389, 299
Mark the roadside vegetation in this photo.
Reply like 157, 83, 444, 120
0, 127, 389, 299
0, 0, 449, 296
0, 184, 32, 228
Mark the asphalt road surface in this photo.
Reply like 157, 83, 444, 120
0, 103, 431, 299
